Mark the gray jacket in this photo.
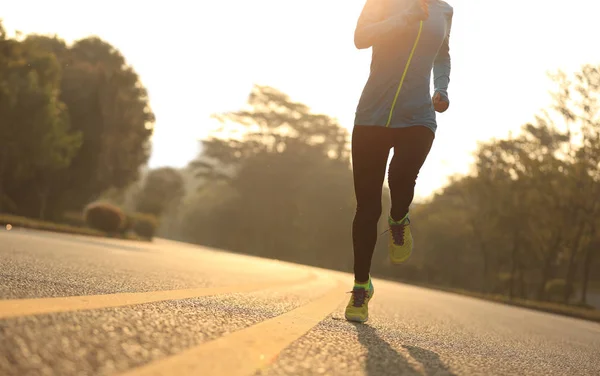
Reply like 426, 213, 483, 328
354, 0, 453, 133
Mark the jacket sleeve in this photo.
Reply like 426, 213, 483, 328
433, 9, 453, 102
354, 0, 422, 49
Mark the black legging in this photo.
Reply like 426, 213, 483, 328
352, 125, 435, 282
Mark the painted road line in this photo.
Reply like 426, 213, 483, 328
0, 273, 316, 320
119, 280, 347, 376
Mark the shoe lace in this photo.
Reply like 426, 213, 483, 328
347, 288, 367, 307
390, 222, 407, 245
382, 220, 408, 246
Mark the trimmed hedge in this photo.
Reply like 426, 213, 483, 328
84, 202, 125, 233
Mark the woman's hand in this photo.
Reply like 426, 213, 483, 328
432, 91, 449, 113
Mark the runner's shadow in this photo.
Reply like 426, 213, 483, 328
354, 324, 456, 376
403, 345, 457, 376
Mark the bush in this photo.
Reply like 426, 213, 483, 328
119, 214, 135, 235
84, 202, 125, 233
130, 213, 159, 239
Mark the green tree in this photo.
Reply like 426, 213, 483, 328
12, 35, 155, 218
0, 28, 81, 217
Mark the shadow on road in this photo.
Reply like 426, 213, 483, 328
354, 324, 456, 376
403, 344, 456, 376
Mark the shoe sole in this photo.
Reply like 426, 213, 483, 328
345, 314, 368, 323
389, 251, 412, 264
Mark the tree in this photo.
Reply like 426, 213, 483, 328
8, 35, 155, 218
135, 167, 185, 217
184, 85, 354, 270
0, 29, 81, 217
406, 65, 600, 304
547, 65, 600, 303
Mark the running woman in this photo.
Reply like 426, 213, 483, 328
345, 0, 453, 323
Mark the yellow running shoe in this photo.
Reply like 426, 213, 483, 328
344, 278, 374, 323
388, 214, 413, 264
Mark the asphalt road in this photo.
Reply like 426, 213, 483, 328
1, 229, 599, 376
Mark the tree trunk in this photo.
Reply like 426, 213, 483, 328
509, 230, 519, 300
580, 227, 598, 305
37, 172, 50, 220
0, 148, 7, 213
518, 261, 527, 298
564, 221, 587, 303
537, 256, 553, 301
537, 233, 562, 301
481, 245, 489, 293
38, 191, 48, 220
472, 222, 489, 293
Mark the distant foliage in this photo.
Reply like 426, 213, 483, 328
183, 85, 354, 270
408, 65, 600, 306
84, 202, 124, 233
135, 167, 185, 217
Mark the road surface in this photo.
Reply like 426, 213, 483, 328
1, 228, 599, 376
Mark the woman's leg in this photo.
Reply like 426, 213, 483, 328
388, 126, 435, 221
351, 125, 392, 282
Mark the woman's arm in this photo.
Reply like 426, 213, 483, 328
433, 10, 453, 103
354, 0, 425, 49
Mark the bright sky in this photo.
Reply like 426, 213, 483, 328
3, 0, 599, 199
